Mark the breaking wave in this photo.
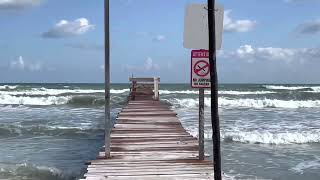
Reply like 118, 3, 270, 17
160, 90, 275, 95
0, 94, 70, 106
0, 94, 127, 106
0, 124, 103, 138
160, 90, 200, 94
110, 89, 130, 94
165, 97, 320, 109
186, 128, 320, 145
219, 91, 276, 95
222, 131, 320, 145
0, 85, 18, 90
0, 164, 73, 180
264, 85, 320, 92
0, 88, 129, 96
265, 85, 308, 90
67, 96, 105, 106
218, 98, 320, 108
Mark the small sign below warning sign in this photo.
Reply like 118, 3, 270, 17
191, 49, 210, 88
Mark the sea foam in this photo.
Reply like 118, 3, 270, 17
185, 128, 320, 145
165, 97, 320, 109
0, 94, 126, 106
265, 85, 320, 92
0, 88, 130, 96
160, 90, 275, 95
223, 131, 320, 144
0, 85, 18, 90
0, 94, 70, 106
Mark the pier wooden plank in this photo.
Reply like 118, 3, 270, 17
83, 91, 214, 179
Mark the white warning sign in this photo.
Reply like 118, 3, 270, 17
191, 50, 211, 88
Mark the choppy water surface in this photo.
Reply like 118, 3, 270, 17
0, 83, 320, 179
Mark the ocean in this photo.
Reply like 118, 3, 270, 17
0, 83, 320, 180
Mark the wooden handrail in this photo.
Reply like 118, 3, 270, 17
129, 77, 160, 101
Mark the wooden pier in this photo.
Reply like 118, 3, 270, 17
82, 78, 214, 180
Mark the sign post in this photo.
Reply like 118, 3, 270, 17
191, 49, 210, 160
208, 1, 222, 180
104, 0, 111, 159
184, 2, 223, 180
199, 88, 205, 160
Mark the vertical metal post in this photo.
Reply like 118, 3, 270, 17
208, 0, 222, 179
199, 88, 205, 160
154, 77, 159, 100
104, 0, 111, 159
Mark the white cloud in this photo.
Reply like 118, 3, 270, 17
224, 10, 256, 33
124, 57, 160, 71
152, 35, 166, 42
10, 56, 42, 71
221, 45, 320, 64
0, 0, 42, 10
42, 18, 95, 38
10, 56, 25, 69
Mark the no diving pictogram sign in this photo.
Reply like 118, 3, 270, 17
191, 50, 211, 88
194, 60, 210, 77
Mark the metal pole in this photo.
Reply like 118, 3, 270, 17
208, 0, 222, 179
199, 88, 205, 160
104, 0, 111, 159
154, 77, 159, 100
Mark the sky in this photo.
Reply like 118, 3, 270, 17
1, 0, 320, 83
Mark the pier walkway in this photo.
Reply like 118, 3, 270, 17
82, 78, 214, 180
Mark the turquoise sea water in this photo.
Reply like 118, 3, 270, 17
0, 83, 320, 180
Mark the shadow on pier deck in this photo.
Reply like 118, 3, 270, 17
81, 77, 214, 180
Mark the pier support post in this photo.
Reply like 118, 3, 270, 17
199, 88, 205, 160
154, 77, 159, 101
104, 0, 111, 159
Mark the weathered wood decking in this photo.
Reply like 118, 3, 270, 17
82, 78, 214, 179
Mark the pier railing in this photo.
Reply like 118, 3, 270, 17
129, 77, 160, 101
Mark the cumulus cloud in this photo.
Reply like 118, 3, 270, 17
42, 18, 95, 38
0, 0, 42, 10
10, 56, 42, 71
124, 57, 160, 71
224, 10, 256, 33
220, 45, 320, 64
296, 20, 320, 35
